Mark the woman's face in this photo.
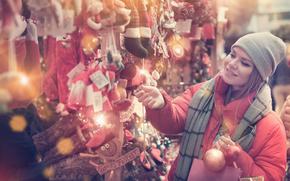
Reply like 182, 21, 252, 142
220, 47, 255, 91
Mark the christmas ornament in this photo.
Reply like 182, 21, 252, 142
137, 0, 154, 56
203, 148, 226, 172
87, 0, 131, 32
140, 151, 153, 170
94, 137, 121, 159
99, 24, 124, 70
0, 71, 37, 103
81, 34, 100, 55
85, 127, 115, 149
161, 0, 176, 29
86, 0, 104, 31
123, 0, 148, 58
28, 0, 66, 36
90, 147, 140, 175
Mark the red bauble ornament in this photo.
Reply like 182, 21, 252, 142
203, 148, 226, 172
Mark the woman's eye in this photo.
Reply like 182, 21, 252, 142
241, 61, 250, 67
229, 53, 235, 58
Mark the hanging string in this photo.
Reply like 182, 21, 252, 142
8, 37, 17, 71
141, 58, 147, 143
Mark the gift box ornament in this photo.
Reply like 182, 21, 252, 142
66, 62, 119, 113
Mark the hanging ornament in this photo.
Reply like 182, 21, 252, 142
203, 148, 226, 172
0, 71, 38, 103
81, 34, 100, 55
172, 43, 184, 58
167, 34, 184, 58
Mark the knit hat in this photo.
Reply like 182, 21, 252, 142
232, 32, 286, 80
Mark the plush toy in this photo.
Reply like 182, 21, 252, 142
27, 0, 80, 37
86, 0, 131, 32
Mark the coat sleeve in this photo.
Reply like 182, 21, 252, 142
234, 114, 287, 181
145, 83, 203, 134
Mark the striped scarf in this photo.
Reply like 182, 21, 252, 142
174, 78, 272, 181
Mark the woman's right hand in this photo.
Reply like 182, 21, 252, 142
134, 85, 165, 109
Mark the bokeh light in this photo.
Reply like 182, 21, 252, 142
19, 74, 29, 85
9, 115, 27, 132
93, 113, 105, 127
43, 166, 55, 179
56, 138, 74, 155
172, 44, 185, 58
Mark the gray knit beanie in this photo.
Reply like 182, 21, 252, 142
232, 32, 286, 80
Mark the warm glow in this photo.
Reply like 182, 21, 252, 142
9, 115, 27, 132
81, 34, 99, 54
19, 74, 29, 85
43, 166, 55, 179
172, 44, 185, 58
94, 114, 106, 127
167, 34, 188, 58
140, 69, 149, 75
56, 138, 74, 155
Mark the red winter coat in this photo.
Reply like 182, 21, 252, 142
146, 75, 287, 181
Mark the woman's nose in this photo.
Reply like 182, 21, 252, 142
228, 58, 238, 69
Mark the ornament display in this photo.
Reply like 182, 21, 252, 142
0, 0, 217, 179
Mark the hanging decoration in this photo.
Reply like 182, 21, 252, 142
0, 0, 216, 180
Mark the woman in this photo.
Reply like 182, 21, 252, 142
280, 95, 290, 180
135, 32, 287, 181
270, 55, 290, 114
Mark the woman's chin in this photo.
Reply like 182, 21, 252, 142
220, 71, 231, 84
223, 77, 238, 87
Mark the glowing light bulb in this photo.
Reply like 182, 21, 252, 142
172, 44, 184, 58
140, 69, 148, 75
94, 114, 105, 127
19, 74, 29, 85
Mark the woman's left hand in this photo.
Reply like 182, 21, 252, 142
214, 135, 241, 161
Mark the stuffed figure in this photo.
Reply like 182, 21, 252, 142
86, 0, 131, 33
27, 0, 80, 37
120, 0, 154, 58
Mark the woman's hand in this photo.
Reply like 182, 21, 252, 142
134, 85, 165, 109
214, 135, 241, 162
